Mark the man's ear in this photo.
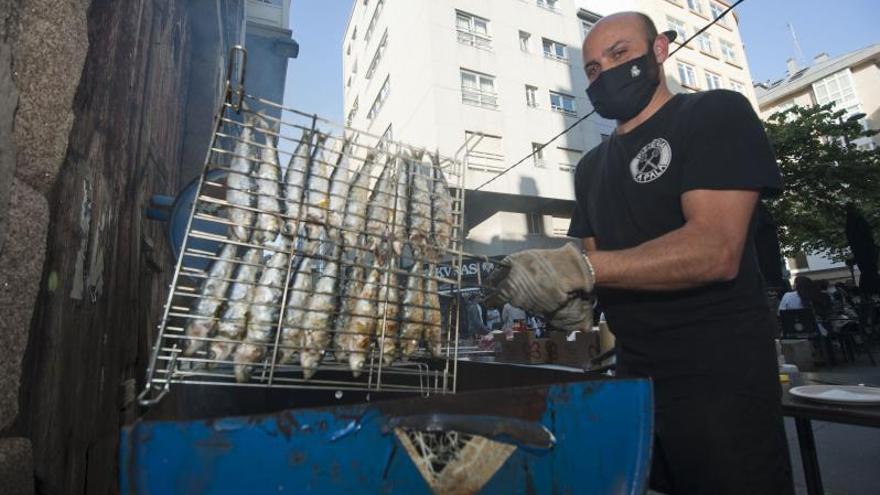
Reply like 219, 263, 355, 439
654, 34, 671, 64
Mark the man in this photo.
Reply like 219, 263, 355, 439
489, 12, 793, 494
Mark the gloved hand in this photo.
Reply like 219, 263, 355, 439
487, 243, 595, 330
547, 297, 593, 333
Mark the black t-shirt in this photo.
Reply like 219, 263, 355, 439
567, 90, 783, 402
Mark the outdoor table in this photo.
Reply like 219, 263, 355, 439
782, 371, 880, 495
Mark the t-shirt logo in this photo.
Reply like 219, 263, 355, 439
629, 138, 672, 184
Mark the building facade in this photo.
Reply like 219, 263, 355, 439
342, 0, 755, 257
754, 44, 880, 282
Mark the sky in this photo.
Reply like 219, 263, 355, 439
283, 1, 880, 123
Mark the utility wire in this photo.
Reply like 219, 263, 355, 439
473, 0, 746, 191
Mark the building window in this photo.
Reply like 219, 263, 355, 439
460, 69, 498, 109
537, 0, 558, 12
666, 17, 687, 42
812, 69, 865, 125
687, 0, 704, 15
729, 79, 746, 94
542, 38, 568, 61
465, 131, 505, 171
532, 143, 545, 168
365, 30, 388, 80
705, 71, 723, 90
351, 26, 358, 41
351, 59, 358, 75
720, 39, 738, 64
525, 85, 538, 107
710, 2, 728, 26
549, 91, 576, 116
558, 147, 582, 172
456, 10, 491, 49
347, 96, 359, 125
346, 43, 352, 56
527, 212, 545, 235
365, 0, 384, 43
697, 33, 713, 55
346, 76, 352, 88
578, 9, 601, 40
519, 30, 531, 52
677, 62, 698, 88
377, 123, 393, 149
367, 76, 390, 121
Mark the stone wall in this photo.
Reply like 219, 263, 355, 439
0, 1, 91, 493
1, 0, 244, 492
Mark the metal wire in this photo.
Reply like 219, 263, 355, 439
139, 86, 470, 405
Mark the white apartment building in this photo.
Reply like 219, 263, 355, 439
342, 0, 756, 257
754, 44, 880, 282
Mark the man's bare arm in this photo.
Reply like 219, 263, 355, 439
585, 189, 759, 291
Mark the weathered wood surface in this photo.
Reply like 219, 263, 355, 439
19, 1, 191, 492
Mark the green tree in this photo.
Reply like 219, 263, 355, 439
763, 103, 880, 261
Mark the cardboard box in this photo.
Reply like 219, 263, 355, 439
494, 331, 549, 364
547, 330, 601, 368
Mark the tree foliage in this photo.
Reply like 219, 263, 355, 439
763, 103, 880, 261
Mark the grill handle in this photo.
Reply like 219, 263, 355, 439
385, 413, 555, 450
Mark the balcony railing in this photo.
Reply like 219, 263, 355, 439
457, 29, 492, 50
462, 87, 498, 109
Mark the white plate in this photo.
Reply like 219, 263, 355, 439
790, 385, 880, 406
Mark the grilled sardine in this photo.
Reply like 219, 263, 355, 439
227, 120, 257, 242
301, 245, 341, 379
399, 263, 425, 359
347, 264, 381, 376
234, 244, 290, 382
183, 243, 239, 356
342, 152, 377, 247
209, 247, 263, 365
283, 129, 312, 237
253, 115, 283, 244
377, 265, 401, 366
423, 266, 443, 357
278, 255, 315, 365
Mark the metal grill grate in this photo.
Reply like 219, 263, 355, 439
139, 57, 469, 405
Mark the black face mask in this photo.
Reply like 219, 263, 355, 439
586, 52, 660, 121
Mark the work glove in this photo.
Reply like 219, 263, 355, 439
487, 243, 595, 331
547, 297, 593, 333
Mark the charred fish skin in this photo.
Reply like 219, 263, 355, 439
209, 247, 263, 365
347, 265, 381, 377
234, 244, 290, 383
424, 266, 443, 357
301, 245, 342, 379
278, 255, 315, 366
430, 154, 454, 262
408, 155, 433, 257
183, 243, 239, 357
252, 115, 283, 245
365, 154, 396, 256
326, 136, 354, 241
227, 119, 257, 242
283, 129, 312, 237
377, 265, 401, 366
399, 263, 425, 359
342, 152, 377, 248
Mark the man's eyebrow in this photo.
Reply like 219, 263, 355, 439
584, 39, 632, 69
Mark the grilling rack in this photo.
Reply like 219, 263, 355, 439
139, 63, 474, 406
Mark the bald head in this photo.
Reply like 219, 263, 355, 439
582, 11, 669, 83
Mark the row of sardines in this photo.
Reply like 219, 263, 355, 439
178, 109, 457, 382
